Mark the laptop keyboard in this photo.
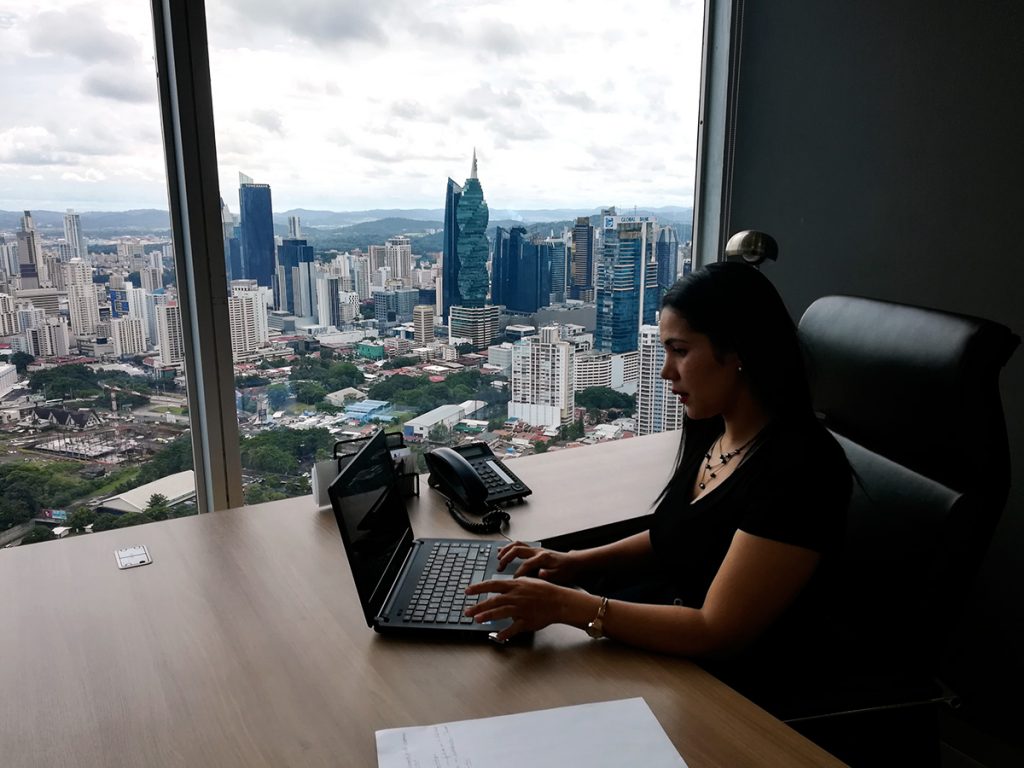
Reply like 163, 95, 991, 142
400, 542, 492, 625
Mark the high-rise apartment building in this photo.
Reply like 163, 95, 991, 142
570, 217, 595, 301
0, 237, 18, 289
636, 324, 684, 435
221, 198, 243, 283
228, 280, 269, 361
63, 209, 86, 261
140, 266, 163, 291
508, 326, 575, 429
449, 305, 500, 349
238, 174, 275, 288
0, 293, 18, 337
65, 258, 101, 337
316, 276, 359, 328
386, 236, 413, 286
156, 303, 185, 366
111, 317, 148, 358
594, 214, 659, 354
413, 304, 435, 345
24, 317, 70, 358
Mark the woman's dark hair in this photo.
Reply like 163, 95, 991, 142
653, 263, 828, 508
660, 261, 814, 421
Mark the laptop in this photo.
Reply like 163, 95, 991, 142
327, 429, 521, 638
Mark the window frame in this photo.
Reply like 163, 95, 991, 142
149, 0, 730, 511
151, 0, 243, 512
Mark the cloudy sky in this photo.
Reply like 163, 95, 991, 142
0, 0, 705, 213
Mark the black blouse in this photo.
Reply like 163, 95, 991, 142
645, 415, 852, 701
649, 415, 851, 609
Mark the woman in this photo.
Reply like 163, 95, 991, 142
465, 262, 851, 688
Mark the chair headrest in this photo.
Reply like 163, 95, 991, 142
798, 295, 1018, 511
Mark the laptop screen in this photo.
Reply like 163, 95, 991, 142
327, 430, 414, 625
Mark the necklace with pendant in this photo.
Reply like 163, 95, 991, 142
698, 433, 757, 491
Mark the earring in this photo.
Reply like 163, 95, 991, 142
738, 366, 743, 373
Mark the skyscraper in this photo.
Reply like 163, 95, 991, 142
546, 231, 569, 304
65, 258, 101, 337
275, 238, 315, 317
111, 317, 147, 358
492, 228, 552, 315
570, 217, 595, 301
440, 177, 463, 320
17, 211, 47, 289
636, 323, 684, 435
238, 174, 275, 288
594, 214, 659, 354
508, 326, 575, 429
655, 225, 679, 292
228, 280, 269, 361
221, 198, 243, 283
413, 305, 435, 345
156, 303, 185, 366
63, 209, 86, 261
454, 151, 489, 309
386, 236, 413, 286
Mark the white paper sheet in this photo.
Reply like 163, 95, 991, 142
376, 697, 688, 768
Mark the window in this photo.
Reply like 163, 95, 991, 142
201, 0, 706, 499
0, 1, 199, 545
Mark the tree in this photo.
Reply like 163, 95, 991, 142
293, 381, 327, 405
11, 351, 34, 374
20, 526, 55, 545
575, 386, 635, 413
427, 423, 451, 445
532, 440, 549, 454
267, 383, 290, 410
145, 494, 171, 521
91, 513, 120, 532
67, 507, 96, 533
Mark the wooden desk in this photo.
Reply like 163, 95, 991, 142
0, 433, 842, 767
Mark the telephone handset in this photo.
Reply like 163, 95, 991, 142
424, 443, 532, 534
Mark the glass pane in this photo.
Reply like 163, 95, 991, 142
0, 1, 197, 547
204, 0, 704, 504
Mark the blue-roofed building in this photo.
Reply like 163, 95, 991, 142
344, 399, 392, 423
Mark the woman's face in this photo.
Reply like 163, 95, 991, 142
659, 307, 742, 420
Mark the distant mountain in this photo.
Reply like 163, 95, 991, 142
1, 205, 692, 240
0, 209, 171, 235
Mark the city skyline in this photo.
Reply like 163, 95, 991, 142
0, 1, 704, 212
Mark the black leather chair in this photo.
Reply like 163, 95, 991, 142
783, 295, 1019, 765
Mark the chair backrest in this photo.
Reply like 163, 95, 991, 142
831, 434, 964, 673
798, 295, 1019, 576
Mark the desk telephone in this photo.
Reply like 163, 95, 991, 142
425, 442, 532, 533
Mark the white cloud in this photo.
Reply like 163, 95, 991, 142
2, 0, 705, 211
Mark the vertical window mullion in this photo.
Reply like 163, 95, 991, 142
151, 0, 243, 512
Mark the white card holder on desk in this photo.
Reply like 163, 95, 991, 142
115, 545, 151, 569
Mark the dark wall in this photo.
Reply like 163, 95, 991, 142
726, 0, 1024, 737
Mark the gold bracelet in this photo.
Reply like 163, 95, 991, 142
586, 596, 609, 639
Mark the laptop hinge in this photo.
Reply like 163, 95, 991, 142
375, 539, 422, 625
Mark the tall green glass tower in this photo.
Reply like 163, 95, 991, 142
455, 151, 489, 308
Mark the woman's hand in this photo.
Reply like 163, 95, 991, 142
497, 541, 584, 584
464, 577, 596, 642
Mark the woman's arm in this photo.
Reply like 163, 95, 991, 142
469, 530, 820, 654
498, 530, 654, 581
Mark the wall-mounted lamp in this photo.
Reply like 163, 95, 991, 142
724, 230, 778, 268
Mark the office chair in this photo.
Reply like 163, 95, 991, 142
780, 295, 1019, 765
